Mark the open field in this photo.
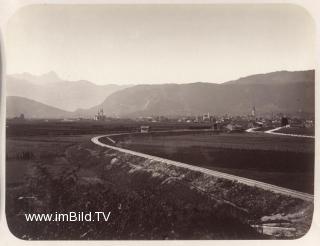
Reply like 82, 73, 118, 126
6, 121, 314, 239
6, 138, 263, 240
111, 132, 314, 193
5, 121, 263, 239
6, 135, 92, 187
275, 127, 315, 136
6, 120, 212, 137
252, 127, 276, 132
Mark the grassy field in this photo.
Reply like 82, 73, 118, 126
6, 120, 212, 137
252, 127, 276, 132
275, 127, 315, 136
6, 135, 91, 187
113, 132, 314, 193
6, 121, 268, 239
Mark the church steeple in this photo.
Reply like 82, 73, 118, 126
251, 106, 256, 117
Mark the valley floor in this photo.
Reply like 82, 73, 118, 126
5, 122, 314, 239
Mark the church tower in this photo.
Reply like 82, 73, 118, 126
251, 106, 256, 119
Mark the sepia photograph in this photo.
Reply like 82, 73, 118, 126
2, 3, 316, 240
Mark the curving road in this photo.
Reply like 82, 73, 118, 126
91, 133, 314, 202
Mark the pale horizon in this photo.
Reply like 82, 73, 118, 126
4, 4, 315, 85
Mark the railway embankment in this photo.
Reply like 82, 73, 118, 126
89, 136, 313, 239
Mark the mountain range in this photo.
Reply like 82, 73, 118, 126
79, 70, 315, 118
6, 70, 314, 119
6, 71, 129, 111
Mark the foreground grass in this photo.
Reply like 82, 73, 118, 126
6, 135, 264, 240
6, 122, 313, 239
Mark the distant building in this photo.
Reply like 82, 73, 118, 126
226, 123, 245, 132
248, 121, 263, 128
140, 125, 150, 133
289, 118, 303, 127
203, 112, 210, 121
137, 116, 153, 122
12, 113, 26, 121
256, 121, 264, 127
62, 118, 75, 122
94, 108, 106, 121
305, 120, 314, 128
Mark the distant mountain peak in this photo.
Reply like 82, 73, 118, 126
11, 71, 61, 84
6, 73, 130, 111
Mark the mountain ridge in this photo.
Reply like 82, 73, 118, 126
7, 96, 71, 119
6, 72, 130, 111
81, 70, 314, 118
6, 70, 315, 119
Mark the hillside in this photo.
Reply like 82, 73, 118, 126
6, 96, 71, 119
79, 70, 314, 118
6, 72, 129, 111
225, 70, 315, 85
6, 70, 314, 119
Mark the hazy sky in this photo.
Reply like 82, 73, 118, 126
4, 4, 315, 85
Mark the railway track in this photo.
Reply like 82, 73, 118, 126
91, 133, 314, 202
